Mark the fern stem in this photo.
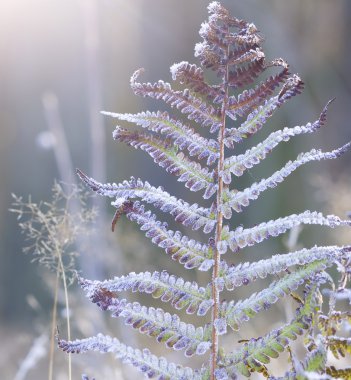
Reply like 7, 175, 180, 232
210, 43, 230, 380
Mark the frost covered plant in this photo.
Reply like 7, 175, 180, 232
12, 182, 96, 380
11, 182, 95, 283
59, 3, 351, 379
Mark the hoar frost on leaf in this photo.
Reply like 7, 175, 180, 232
66, 2, 351, 378
79, 270, 213, 316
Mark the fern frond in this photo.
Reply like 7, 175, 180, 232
277, 345, 329, 380
198, 21, 227, 53
222, 102, 332, 180
101, 110, 219, 166
224, 142, 351, 213
226, 60, 289, 120
113, 127, 216, 197
326, 366, 351, 379
195, 3, 262, 74
227, 211, 351, 252
319, 311, 351, 336
303, 344, 327, 373
79, 270, 213, 316
221, 245, 351, 290
228, 59, 265, 89
58, 334, 198, 379
83, 288, 211, 357
227, 47, 265, 68
225, 26, 264, 47
76, 170, 216, 233
195, 38, 263, 77
224, 74, 304, 148
195, 8, 246, 71
69, 2, 350, 377
123, 201, 214, 271
329, 336, 351, 359
194, 41, 222, 72
130, 69, 222, 133
170, 61, 222, 103
222, 260, 329, 331
206, 2, 244, 27
224, 320, 310, 377
222, 283, 320, 377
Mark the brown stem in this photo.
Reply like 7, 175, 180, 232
210, 48, 230, 379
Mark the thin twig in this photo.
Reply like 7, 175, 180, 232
58, 253, 72, 380
48, 270, 60, 380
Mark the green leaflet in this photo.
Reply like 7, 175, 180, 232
329, 336, 351, 359
280, 345, 330, 380
225, 318, 311, 377
326, 366, 351, 379
223, 260, 329, 331
222, 283, 319, 377
303, 345, 327, 373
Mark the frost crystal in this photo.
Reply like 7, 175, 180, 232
170, 62, 186, 80
214, 368, 228, 380
217, 240, 228, 255
214, 318, 227, 335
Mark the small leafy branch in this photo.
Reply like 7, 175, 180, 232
11, 183, 96, 380
58, 3, 351, 379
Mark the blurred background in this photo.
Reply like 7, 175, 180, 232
1, 0, 350, 379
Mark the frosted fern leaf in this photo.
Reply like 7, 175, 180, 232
122, 201, 214, 271
223, 282, 322, 377
223, 143, 351, 214
77, 169, 216, 233
79, 270, 213, 316
227, 211, 351, 252
221, 245, 351, 290
224, 74, 304, 148
221, 100, 333, 181
225, 59, 289, 120
58, 334, 199, 380
113, 127, 216, 197
82, 288, 211, 357
131, 69, 222, 132
102, 110, 219, 165
170, 61, 223, 104
61, 2, 351, 378
222, 260, 331, 331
